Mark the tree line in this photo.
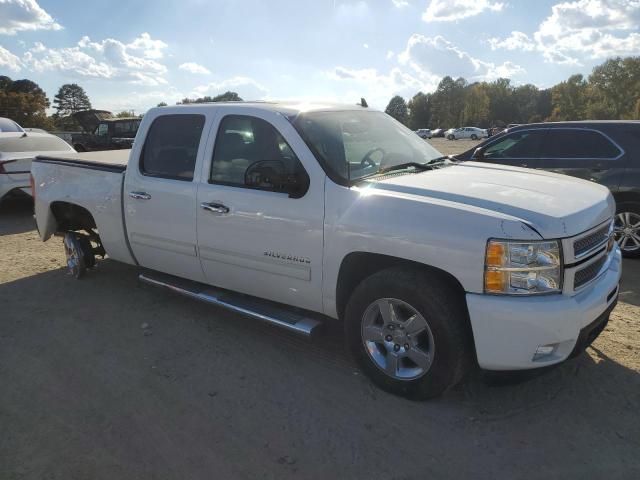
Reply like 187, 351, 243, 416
385, 56, 640, 129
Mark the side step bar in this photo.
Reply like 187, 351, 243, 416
139, 273, 322, 337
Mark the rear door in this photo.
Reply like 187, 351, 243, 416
475, 129, 547, 167
124, 112, 212, 282
195, 107, 325, 312
538, 128, 624, 190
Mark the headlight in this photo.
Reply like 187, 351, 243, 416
484, 239, 563, 295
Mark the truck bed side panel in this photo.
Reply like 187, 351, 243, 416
32, 160, 136, 266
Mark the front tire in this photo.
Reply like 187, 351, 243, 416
614, 202, 640, 258
447, 134, 454, 140
345, 267, 472, 399
471, 134, 478, 140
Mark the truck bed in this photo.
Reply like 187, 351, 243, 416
34, 149, 130, 173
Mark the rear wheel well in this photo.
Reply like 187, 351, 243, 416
613, 191, 640, 207
336, 252, 467, 320
50, 201, 97, 233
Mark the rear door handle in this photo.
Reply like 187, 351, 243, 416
201, 202, 229, 214
129, 191, 151, 200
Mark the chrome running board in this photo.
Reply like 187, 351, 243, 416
139, 272, 322, 337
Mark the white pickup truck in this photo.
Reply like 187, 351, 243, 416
31, 102, 621, 399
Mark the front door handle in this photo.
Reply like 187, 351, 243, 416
201, 202, 229, 214
129, 191, 151, 200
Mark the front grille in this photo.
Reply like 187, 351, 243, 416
574, 255, 607, 289
574, 223, 610, 258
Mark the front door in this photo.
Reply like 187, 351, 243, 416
124, 113, 209, 282
477, 129, 547, 168
196, 109, 325, 312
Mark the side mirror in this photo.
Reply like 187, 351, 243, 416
472, 146, 485, 161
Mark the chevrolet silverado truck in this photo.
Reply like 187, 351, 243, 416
31, 102, 621, 399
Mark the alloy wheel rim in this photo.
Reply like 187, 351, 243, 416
361, 298, 435, 381
614, 212, 640, 252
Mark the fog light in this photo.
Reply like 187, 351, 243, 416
533, 344, 557, 361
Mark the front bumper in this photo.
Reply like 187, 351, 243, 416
467, 245, 622, 370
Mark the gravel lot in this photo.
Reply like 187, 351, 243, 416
1, 147, 639, 479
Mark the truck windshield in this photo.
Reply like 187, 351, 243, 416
292, 110, 443, 183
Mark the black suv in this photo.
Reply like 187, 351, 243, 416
457, 121, 640, 258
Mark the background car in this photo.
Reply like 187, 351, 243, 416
431, 128, 445, 138
0, 117, 24, 133
415, 128, 432, 139
0, 131, 76, 203
72, 110, 141, 152
447, 127, 488, 140
456, 121, 640, 257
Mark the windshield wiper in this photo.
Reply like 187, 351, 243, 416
376, 162, 433, 175
425, 155, 453, 164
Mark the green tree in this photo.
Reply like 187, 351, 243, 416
53, 83, 92, 117
550, 74, 588, 120
157, 102, 168, 107
512, 84, 539, 123
385, 95, 409, 125
486, 78, 515, 126
462, 83, 490, 127
0, 76, 50, 127
115, 110, 136, 118
407, 92, 431, 129
587, 56, 640, 119
430, 76, 466, 127
179, 91, 244, 104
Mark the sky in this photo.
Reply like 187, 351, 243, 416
0, 0, 639, 114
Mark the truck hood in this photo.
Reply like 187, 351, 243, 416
369, 161, 614, 239
72, 110, 113, 133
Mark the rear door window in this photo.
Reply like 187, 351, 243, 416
483, 130, 546, 159
140, 114, 205, 181
539, 129, 621, 159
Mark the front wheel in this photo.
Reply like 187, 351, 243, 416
471, 134, 478, 140
447, 134, 455, 140
345, 267, 472, 399
614, 202, 640, 258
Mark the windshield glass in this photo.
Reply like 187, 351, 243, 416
0, 135, 72, 153
293, 110, 443, 183
0, 118, 23, 133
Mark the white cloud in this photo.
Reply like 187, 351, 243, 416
179, 62, 211, 75
386, 50, 394, 60
489, 1, 640, 64
488, 31, 536, 51
327, 66, 436, 108
0, 0, 61, 35
0, 44, 21, 71
423, 0, 504, 22
192, 76, 268, 100
23, 33, 169, 86
399, 34, 525, 81
391, 0, 409, 7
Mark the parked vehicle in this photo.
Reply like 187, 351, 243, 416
32, 102, 621, 399
0, 131, 76, 203
71, 110, 141, 152
447, 127, 488, 140
457, 121, 640, 257
0, 117, 24, 133
431, 128, 445, 138
415, 128, 432, 139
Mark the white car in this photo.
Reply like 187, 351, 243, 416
31, 102, 621, 399
415, 129, 432, 139
446, 127, 488, 140
0, 131, 76, 202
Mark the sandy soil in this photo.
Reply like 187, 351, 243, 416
1, 182, 639, 479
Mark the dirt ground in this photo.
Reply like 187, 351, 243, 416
1, 162, 639, 479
